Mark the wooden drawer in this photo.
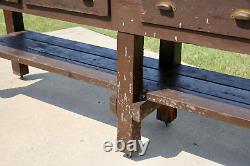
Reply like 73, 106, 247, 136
141, 0, 250, 39
24, 0, 110, 16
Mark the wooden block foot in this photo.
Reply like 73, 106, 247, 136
11, 61, 29, 77
157, 105, 177, 126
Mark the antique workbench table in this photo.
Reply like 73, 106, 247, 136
0, 0, 249, 156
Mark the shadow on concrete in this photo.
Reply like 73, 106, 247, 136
0, 72, 250, 165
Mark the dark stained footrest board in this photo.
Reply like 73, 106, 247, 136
0, 31, 249, 127
0, 31, 117, 90
147, 89, 250, 128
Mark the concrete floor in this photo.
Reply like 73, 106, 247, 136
0, 27, 250, 166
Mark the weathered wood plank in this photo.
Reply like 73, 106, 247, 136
15, 31, 250, 91
0, 44, 116, 90
147, 89, 250, 128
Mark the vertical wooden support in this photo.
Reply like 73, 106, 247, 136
3, 10, 29, 77
157, 40, 182, 125
116, 32, 144, 156
159, 40, 182, 69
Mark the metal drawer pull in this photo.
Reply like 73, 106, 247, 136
156, 0, 177, 12
231, 9, 250, 21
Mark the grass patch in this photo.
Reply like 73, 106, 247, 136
0, 12, 249, 78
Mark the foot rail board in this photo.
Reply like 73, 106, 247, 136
147, 89, 250, 128
13, 31, 250, 91
0, 44, 117, 90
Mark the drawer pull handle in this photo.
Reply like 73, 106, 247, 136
231, 9, 250, 21
156, 0, 177, 12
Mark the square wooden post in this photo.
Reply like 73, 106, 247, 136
3, 10, 29, 77
116, 32, 144, 156
157, 40, 182, 125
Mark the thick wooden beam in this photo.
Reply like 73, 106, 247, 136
116, 32, 144, 157
148, 89, 250, 129
109, 94, 160, 123
3, 10, 29, 77
157, 40, 182, 125
131, 101, 160, 122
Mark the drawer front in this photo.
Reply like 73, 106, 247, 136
141, 0, 250, 39
24, 0, 110, 16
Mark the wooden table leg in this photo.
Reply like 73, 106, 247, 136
116, 32, 144, 157
157, 40, 182, 125
3, 10, 29, 78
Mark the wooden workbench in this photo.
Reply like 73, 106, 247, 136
0, 0, 249, 157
